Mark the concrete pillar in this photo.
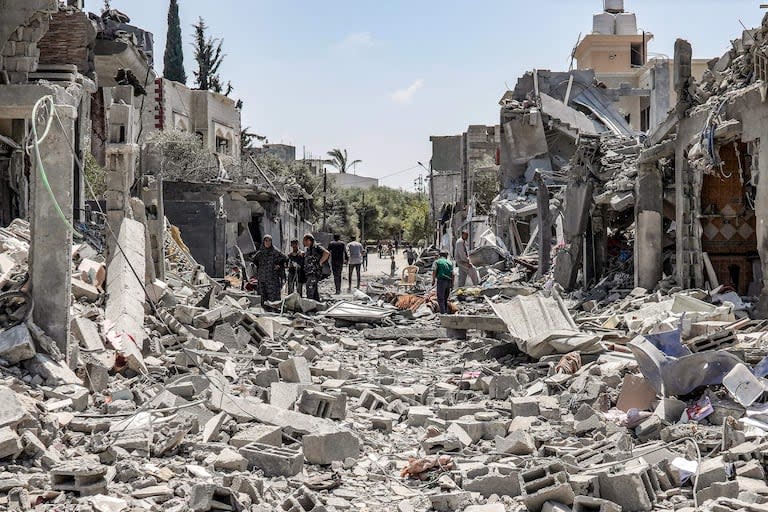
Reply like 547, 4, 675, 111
635, 163, 664, 290
534, 172, 552, 276
104, 144, 138, 263
29, 103, 76, 356
755, 138, 768, 317
141, 174, 165, 281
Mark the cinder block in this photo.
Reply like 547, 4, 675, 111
298, 390, 335, 418
281, 487, 326, 512
358, 389, 387, 411
511, 397, 541, 418
278, 357, 312, 384
302, 430, 359, 465
463, 465, 521, 497
229, 424, 282, 449
238, 442, 303, 477
572, 495, 622, 512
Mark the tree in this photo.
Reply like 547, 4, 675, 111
163, 0, 186, 84
192, 17, 232, 95
327, 148, 361, 174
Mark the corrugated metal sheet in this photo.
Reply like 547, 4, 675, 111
490, 293, 577, 340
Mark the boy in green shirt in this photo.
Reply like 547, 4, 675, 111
432, 250, 454, 314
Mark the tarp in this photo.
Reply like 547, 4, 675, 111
323, 301, 394, 323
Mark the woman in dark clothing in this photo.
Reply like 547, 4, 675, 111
302, 234, 330, 301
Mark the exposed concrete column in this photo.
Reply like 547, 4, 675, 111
534, 172, 552, 276
104, 144, 138, 263
635, 163, 664, 290
755, 138, 768, 317
29, 103, 76, 356
141, 174, 165, 281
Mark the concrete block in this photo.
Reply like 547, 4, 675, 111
572, 496, 621, 512
496, 430, 536, 455
281, 487, 326, 512
71, 317, 105, 352
422, 434, 462, 454
465, 506, 505, 512
229, 424, 282, 448
598, 467, 654, 512
213, 447, 248, 472
697, 481, 739, 505
358, 389, 387, 410
238, 442, 303, 477
202, 412, 227, 443
253, 368, 280, 388
437, 404, 486, 421
543, 502, 573, 512
278, 357, 312, 384
511, 397, 541, 417
45, 384, 89, 412
429, 492, 471, 512
489, 374, 519, 399
188, 484, 239, 512
302, 430, 359, 465
407, 406, 435, 426
463, 465, 521, 497
298, 390, 336, 418
270, 382, 312, 410
0, 324, 36, 364
71, 276, 100, 301
51, 460, 108, 496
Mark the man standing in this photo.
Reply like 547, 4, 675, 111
251, 235, 287, 305
455, 229, 479, 287
328, 234, 346, 294
406, 245, 417, 266
286, 239, 305, 297
303, 234, 330, 301
347, 236, 364, 291
432, 250, 454, 314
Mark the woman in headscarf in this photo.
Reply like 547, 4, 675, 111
302, 233, 330, 301
251, 235, 287, 304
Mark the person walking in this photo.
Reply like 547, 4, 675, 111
286, 239, 305, 297
455, 229, 479, 287
362, 247, 368, 272
251, 235, 288, 305
432, 250, 454, 314
347, 236, 364, 291
328, 234, 346, 294
406, 245, 417, 266
302, 234, 330, 301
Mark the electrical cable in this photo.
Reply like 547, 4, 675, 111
26, 95, 82, 239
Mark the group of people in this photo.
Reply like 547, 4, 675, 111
249, 233, 330, 303
249, 233, 369, 305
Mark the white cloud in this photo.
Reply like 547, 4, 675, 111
391, 79, 424, 104
335, 32, 375, 53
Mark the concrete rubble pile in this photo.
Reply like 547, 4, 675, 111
2, 213, 768, 512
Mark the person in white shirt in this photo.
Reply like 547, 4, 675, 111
455, 230, 479, 287
346, 236, 364, 291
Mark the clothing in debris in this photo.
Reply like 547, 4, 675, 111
252, 245, 288, 304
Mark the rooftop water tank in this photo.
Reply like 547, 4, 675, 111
593, 13, 615, 35
615, 12, 638, 35
604, 0, 625, 14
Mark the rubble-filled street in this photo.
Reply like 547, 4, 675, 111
8, 0, 768, 511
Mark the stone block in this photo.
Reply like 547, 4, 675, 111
278, 357, 312, 384
302, 430, 359, 465
0, 324, 36, 364
238, 442, 303, 477
0, 427, 22, 459
437, 404, 486, 421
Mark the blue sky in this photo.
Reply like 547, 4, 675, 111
103, 0, 764, 189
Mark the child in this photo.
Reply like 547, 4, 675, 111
390, 255, 396, 277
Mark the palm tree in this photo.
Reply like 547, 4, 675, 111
327, 148, 361, 174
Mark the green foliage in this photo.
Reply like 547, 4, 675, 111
403, 200, 432, 244
163, 0, 186, 84
84, 152, 106, 198
473, 169, 500, 215
327, 148, 361, 174
249, 155, 321, 202
192, 17, 232, 95
145, 129, 235, 181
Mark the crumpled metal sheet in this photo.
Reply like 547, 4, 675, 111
628, 336, 743, 397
